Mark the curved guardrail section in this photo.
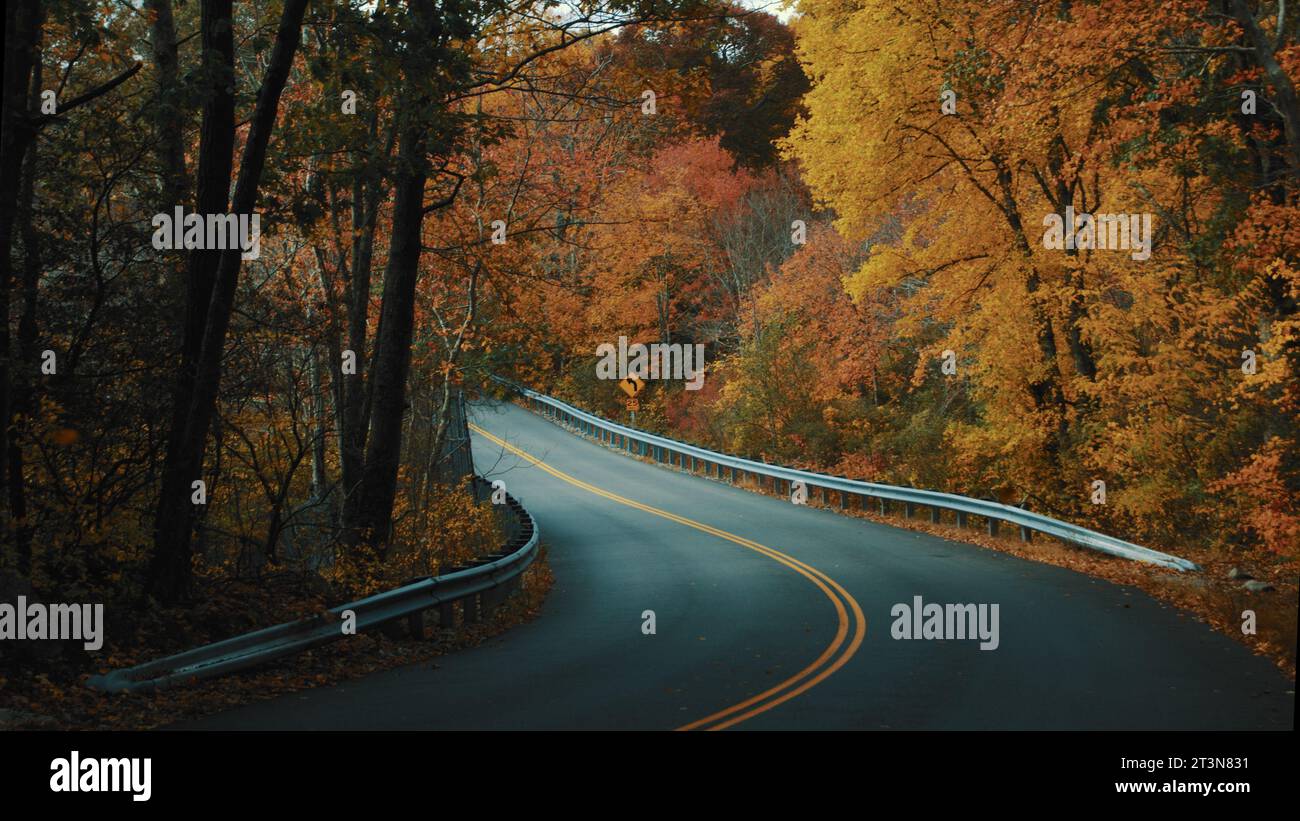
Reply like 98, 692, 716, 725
492, 376, 1199, 572
87, 480, 539, 693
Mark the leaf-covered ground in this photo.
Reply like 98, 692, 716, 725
0, 550, 553, 731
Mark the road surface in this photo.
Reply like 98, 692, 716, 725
189, 401, 1294, 730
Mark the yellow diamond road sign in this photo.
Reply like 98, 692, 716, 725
618, 374, 645, 398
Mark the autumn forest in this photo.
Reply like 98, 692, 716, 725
0, 0, 1298, 727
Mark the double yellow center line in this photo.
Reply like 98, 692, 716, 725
470, 422, 867, 731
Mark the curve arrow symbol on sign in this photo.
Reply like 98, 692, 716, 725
619, 374, 645, 398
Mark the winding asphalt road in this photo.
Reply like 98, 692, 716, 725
191, 401, 1295, 730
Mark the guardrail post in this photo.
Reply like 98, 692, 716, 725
820, 485, 827, 505
878, 498, 888, 515
904, 502, 916, 518
930, 507, 941, 524
839, 490, 847, 509
439, 601, 455, 629
482, 584, 502, 616
1019, 526, 1033, 543
956, 511, 968, 528
464, 592, 481, 624
987, 518, 1000, 537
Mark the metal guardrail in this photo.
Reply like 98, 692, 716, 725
491, 376, 1200, 572
87, 478, 539, 693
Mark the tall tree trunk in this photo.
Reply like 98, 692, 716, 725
146, 0, 187, 213
343, 0, 461, 554
9, 44, 45, 573
149, 0, 309, 603
1043, 134, 1098, 381
340, 140, 385, 531
350, 113, 429, 552
160, 0, 235, 477
0, 1, 43, 562
992, 158, 1072, 491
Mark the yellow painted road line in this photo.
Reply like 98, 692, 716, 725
469, 422, 867, 731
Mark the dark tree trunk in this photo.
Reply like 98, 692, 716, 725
149, 0, 309, 603
146, 0, 188, 213
339, 144, 385, 532
0, 1, 43, 563
350, 116, 429, 551
343, 0, 462, 553
9, 45, 44, 573
160, 0, 235, 478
